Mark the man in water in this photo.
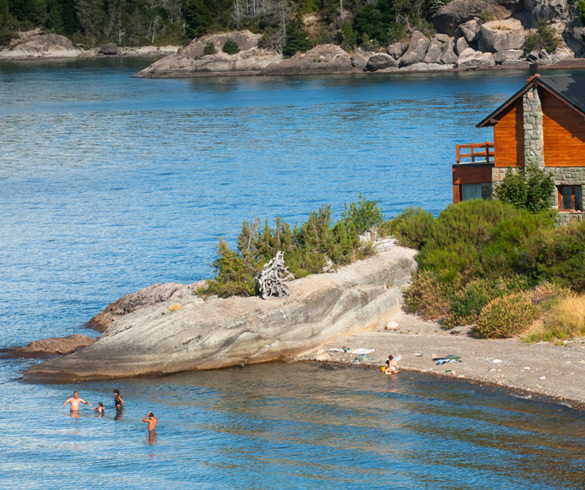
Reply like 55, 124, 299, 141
63, 391, 92, 412
142, 412, 157, 431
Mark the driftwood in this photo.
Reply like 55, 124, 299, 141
256, 251, 295, 299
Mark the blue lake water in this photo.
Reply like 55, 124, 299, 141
1, 58, 585, 488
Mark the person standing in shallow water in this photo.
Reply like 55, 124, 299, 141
113, 389, 124, 409
64, 391, 92, 412
142, 412, 157, 431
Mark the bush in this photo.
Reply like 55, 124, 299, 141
340, 194, 384, 235
404, 270, 460, 320
203, 42, 216, 55
475, 293, 537, 338
222, 39, 240, 55
493, 165, 555, 213
444, 279, 502, 328
387, 207, 435, 250
536, 293, 585, 341
198, 197, 384, 298
523, 21, 560, 54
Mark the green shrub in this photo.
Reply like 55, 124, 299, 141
444, 279, 502, 328
203, 42, 216, 55
523, 21, 560, 54
494, 165, 555, 213
475, 293, 537, 338
340, 194, 384, 235
387, 207, 435, 250
222, 39, 240, 55
404, 270, 460, 320
198, 197, 384, 298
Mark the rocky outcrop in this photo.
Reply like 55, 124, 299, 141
24, 244, 416, 382
137, 30, 282, 78
0, 30, 81, 59
88, 281, 206, 332
1, 334, 95, 358
264, 44, 360, 74
455, 47, 497, 68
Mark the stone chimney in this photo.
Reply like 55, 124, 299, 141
522, 85, 545, 169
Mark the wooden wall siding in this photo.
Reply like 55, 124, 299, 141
493, 99, 524, 168
542, 92, 585, 167
452, 164, 493, 184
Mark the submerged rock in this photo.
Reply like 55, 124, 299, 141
24, 245, 416, 382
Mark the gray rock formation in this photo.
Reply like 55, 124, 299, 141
433, 0, 491, 36
478, 19, 527, 52
399, 31, 431, 67
424, 36, 446, 63
99, 43, 118, 55
0, 334, 95, 358
441, 38, 459, 63
137, 30, 282, 78
24, 245, 416, 382
365, 53, 398, 71
494, 48, 524, 63
455, 47, 496, 68
456, 36, 470, 55
88, 281, 205, 332
563, 20, 585, 57
387, 42, 407, 59
458, 19, 482, 44
0, 31, 80, 59
264, 44, 359, 75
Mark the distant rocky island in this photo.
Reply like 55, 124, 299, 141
2, 0, 584, 76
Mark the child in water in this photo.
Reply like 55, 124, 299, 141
94, 401, 105, 415
383, 355, 399, 375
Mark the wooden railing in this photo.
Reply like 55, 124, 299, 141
456, 142, 494, 164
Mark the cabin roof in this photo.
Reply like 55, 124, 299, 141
477, 73, 585, 128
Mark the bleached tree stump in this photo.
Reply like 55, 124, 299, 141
256, 251, 295, 299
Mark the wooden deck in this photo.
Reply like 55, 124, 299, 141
456, 142, 494, 164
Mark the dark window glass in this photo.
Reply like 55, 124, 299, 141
575, 186, 583, 211
562, 186, 572, 210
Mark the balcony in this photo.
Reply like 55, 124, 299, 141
456, 142, 494, 165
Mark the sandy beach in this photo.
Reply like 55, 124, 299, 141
299, 310, 585, 409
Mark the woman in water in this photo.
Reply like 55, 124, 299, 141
113, 389, 124, 409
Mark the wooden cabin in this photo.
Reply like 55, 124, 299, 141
452, 73, 585, 223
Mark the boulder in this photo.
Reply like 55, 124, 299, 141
387, 42, 407, 59
457, 19, 482, 44
433, 0, 491, 36
455, 47, 496, 68
526, 48, 553, 64
264, 44, 358, 75
478, 19, 527, 52
400, 62, 455, 71
24, 245, 417, 382
350, 48, 369, 70
456, 37, 470, 55
0, 334, 96, 358
365, 53, 398, 71
424, 35, 447, 63
99, 43, 118, 55
441, 38, 459, 63
399, 31, 430, 67
527, 0, 569, 22
88, 281, 206, 332
493, 48, 524, 63
0, 31, 80, 59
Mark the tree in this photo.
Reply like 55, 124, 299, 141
494, 165, 555, 214
283, 14, 311, 57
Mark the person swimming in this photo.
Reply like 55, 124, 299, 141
94, 401, 105, 415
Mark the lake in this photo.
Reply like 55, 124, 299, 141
1, 58, 584, 488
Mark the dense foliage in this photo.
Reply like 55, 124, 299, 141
392, 200, 585, 340
523, 21, 560, 54
199, 196, 384, 298
494, 165, 555, 214
0, 0, 444, 55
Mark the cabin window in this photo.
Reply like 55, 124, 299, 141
558, 185, 583, 212
461, 183, 492, 201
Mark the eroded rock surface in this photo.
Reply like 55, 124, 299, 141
1, 334, 95, 358
24, 245, 416, 382
88, 281, 206, 332
1, 30, 80, 58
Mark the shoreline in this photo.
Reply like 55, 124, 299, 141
296, 310, 585, 410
